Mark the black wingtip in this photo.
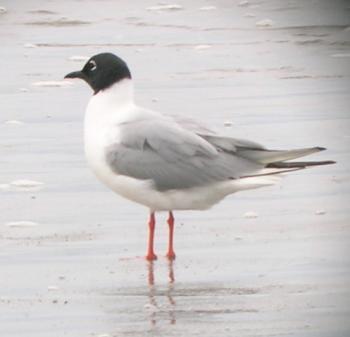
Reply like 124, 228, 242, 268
316, 146, 326, 151
324, 160, 336, 165
267, 160, 336, 169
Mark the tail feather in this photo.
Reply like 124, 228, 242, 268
240, 167, 304, 179
267, 160, 336, 169
237, 146, 335, 179
238, 146, 327, 164
232, 175, 280, 192
230, 145, 334, 192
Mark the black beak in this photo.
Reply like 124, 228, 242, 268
64, 71, 86, 80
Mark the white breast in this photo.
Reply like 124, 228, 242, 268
83, 81, 164, 209
84, 82, 132, 185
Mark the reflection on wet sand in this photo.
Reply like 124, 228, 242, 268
147, 261, 176, 326
1, 0, 348, 335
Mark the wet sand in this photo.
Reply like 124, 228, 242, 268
1, 0, 350, 336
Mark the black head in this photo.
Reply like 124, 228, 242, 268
64, 53, 131, 94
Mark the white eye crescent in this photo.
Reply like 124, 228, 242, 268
89, 60, 97, 71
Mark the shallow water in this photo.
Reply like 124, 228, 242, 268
1, 0, 350, 336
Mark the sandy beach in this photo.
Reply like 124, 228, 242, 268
1, 0, 349, 336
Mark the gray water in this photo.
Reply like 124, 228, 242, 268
1, 0, 350, 336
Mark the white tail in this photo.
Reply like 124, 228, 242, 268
238, 147, 325, 164
232, 175, 280, 192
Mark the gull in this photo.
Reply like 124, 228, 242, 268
65, 53, 334, 261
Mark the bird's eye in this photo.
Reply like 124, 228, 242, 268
89, 60, 97, 71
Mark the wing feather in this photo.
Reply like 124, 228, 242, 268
105, 118, 261, 191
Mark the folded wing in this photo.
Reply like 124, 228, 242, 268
105, 114, 335, 191
105, 118, 262, 191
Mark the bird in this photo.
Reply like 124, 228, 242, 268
65, 52, 335, 261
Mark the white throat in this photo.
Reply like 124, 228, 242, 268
85, 78, 135, 123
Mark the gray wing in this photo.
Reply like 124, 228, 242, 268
169, 113, 266, 152
105, 118, 262, 191
166, 113, 216, 136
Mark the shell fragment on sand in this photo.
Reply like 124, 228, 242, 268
5, 221, 39, 228
48, 286, 59, 291
256, 19, 274, 27
194, 44, 212, 50
199, 6, 217, 11
146, 4, 183, 11
24, 43, 37, 48
68, 55, 89, 62
5, 120, 24, 125
32, 80, 73, 87
10, 179, 44, 188
244, 211, 258, 219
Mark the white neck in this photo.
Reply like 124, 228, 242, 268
86, 78, 140, 127
97, 78, 134, 105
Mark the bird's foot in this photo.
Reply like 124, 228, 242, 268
145, 252, 157, 261
166, 251, 176, 260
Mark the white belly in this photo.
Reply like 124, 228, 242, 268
84, 121, 231, 211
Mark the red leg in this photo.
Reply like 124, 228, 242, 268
166, 211, 176, 260
146, 212, 157, 261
